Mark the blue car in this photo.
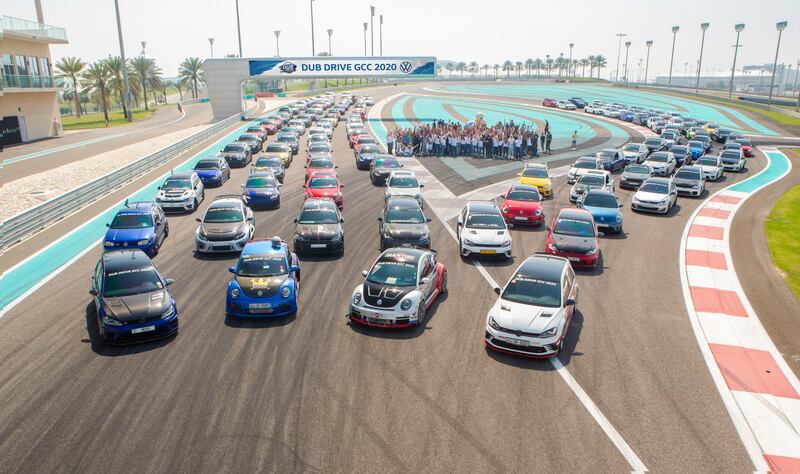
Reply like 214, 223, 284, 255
569, 97, 587, 109
595, 149, 626, 172
193, 157, 230, 187
619, 110, 635, 122
226, 237, 300, 318
90, 249, 178, 344
242, 172, 281, 208
669, 145, 691, 167
103, 201, 168, 257
688, 140, 705, 161
577, 189, 624, 233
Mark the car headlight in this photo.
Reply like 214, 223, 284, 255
534, 209, 543, 216
501, 206, 509, 214
161, 304, 175, 319
235, 230, 247, 240
488, 316, 502, 331
586, 247, 597, 255
542, 184, 551, 189
400, 299, 413, 311
547, 242, 558, 252
102, 314, 123, 326
182, 190, 191, 197
281, 286, 291, 298
104, 240, 114, 247
502, 239, 511, 247
464, 238, 475, 246
137, 239, 150, 246
352, 292, 362, 305
330, 233, 343, 242
616, 214, 623, 222
230, 288, 240, 299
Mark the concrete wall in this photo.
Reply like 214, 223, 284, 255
203, 59, 250, 119
1, 36, 53, 58
0, 91, 61, 141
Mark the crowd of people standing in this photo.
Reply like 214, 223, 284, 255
385, 119, 556, 160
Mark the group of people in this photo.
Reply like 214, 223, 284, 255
385, 119, 564, 160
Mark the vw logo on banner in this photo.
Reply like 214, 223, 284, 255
399, 61, 413, 73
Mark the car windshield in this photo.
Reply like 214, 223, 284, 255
266, 144, 287, 152
573, 160, 597, 169
308, 159, 334, 168
507, 189, 541, 202
675, 169, 701, 180
360, 145, 380, 154
223, 144, 245, 152
110, 213, 153, 229
309, 145, 331, 153
385, 206, 424, 223
237, 254, 287, 277
204, 207, 243, 223
699, 158, 718, 166
578, 174, 605, 185
648, 154, 669, 163
465, 212, 505, 229
721, 151, 740, 159
238, 135, 257, 141
104, 266, 163, 297
689, 141, 703, 148
367, 261, 417, 287
645, 139, 662, 146
389, 176, 418, 188
161, 179, 191, 189
194, 161, 219, 170
375, 158, 400, 168
582, 193, 618, 208
502, 275, 561, 308
736, 139, 751, 146
596, 151, 616, 158
626, 165, 650, 174
623, 144, 642, 152
246, 177, 276, 188
309, 177, 338, 188
255, 157, 281, 167
554, 217, 594, 237
522, 168, 548, 178
670, 147, 688, 154
277, 136, 295, 143
298, 207, 339, 224
639, 182, 669, 194
358, 138, 376, 144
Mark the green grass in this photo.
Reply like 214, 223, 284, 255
61, 108, 154, 129
661, 90, 800, 128
766, 166, 800, 298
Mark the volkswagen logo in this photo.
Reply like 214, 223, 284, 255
399, 61, 413, 73
257, 290, 263, 296
377, 299, 383, 305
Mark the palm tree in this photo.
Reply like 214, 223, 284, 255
55, 57, 85, 117
482, 64, 490, 79
534, 59, 544, 76
445, 63, 455, 77
502, 60, 513, 78
468, 61, 479, 78
130, 56, 155, 110
178, 57, 204, 99
524, 58, 534, 78
514, 61, 523, 78
580, 58, 590, 77
81, 61, 112, 125
456, 61, 466, 79
493, 64, 499, 79
545, 55, 553, 77
587, 55, 597, 78
104, 56, 130, 118
593, 55, 607, 79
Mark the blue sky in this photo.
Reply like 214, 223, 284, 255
4, 0, 798, 79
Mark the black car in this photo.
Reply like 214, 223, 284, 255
370, 154, 402, 185
237, 134, 262, 154
90, 249, 178, 344
569, 97, 587, 108
293, 198, 344, 256
276, 133, 299, 155
713, 128, 733, 143
643, 137, 667, 154
245, 126, 267, 142
220, 142, 252, 167
668, 145, 691, 166
355, 143, 381, 170
379, 196, 432, 250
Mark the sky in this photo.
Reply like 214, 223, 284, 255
3, 0, 799, 80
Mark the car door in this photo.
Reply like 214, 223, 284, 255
418, 255, 435, 300
92, 261, 103, 314
152, 208, 166, 243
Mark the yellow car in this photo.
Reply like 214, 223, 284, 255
518, 163, 552, 197
250, 153, 286, 182
264, 143, 292, 166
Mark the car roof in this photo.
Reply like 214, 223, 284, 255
241, 237, 286, 257
378, 247, 427, 265
102, 249, 153, 273
584, 169, 609, 177
386, 195, 421, 208
166, 171, 194, 179
389, 170, 415, 178
467, 201, 500, 214
678, 165, 703, 173
516, 254, 568, 282
302, 197, 338, 209
524, 162, 547, 170
584, 188, 616, 198
209, 197, 245, 208
557, 207, 593, 221
508, 183, 540, 193
645, 177, 671, 185
248, 172, 277, 179
575, 156, 598, 162
119, 200, 156, 213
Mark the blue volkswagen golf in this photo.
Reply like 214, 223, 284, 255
241, 172, 281, 208
226, 237, 300, 318
103, 201, 168, 257
577, 189, 624, 234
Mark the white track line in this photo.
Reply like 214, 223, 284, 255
369, 92, 648, 473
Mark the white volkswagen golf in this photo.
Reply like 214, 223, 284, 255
457, 201, 512, 259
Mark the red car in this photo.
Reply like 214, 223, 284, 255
500, 184, 544, 226
304, 156, 337, 182
542, 98, 558, 108
259, 120, 278, 135
544, 208, 601, 269
304, 171, 344, 208
735, 138, 754, 157
349, 131, 369, 149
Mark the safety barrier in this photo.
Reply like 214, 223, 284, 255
0, 102, 261, 252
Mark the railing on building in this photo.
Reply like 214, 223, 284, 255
0, 15, 68, 42
3, 74, 61, 89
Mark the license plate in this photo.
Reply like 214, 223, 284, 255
479, 249, 496, 255
250, 303, 272, 309
568, 257, 581, 262
310, 244, 326, 248
502, 337, 529, 347
250, 308, 274, 314
131, 325, 155, 334
514, 216, 528, 221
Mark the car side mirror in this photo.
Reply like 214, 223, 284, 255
340, 218, 345, 223
291, 265, 300, 272
493, 287, 501, 295
566, 298, 576, 306
293, 218, 298, 223
506, 223, 514, 228
195, 217, 202, 222
618, 203, 624, 208
420, 277, 432, 285
361, 270, 368, 277
228, 267, 236, 273
157, 186, 161, 190
419, 184, 424, 188
164, 278, 175, 286
598, 231, 605, 237
105, 223, 110, 227
89, 288, 98, 296
377, 216, 383, 222
545, 225, 551, 231
426, 217, 432, 223
302, 184, 306, 188
335, 165, 339, 168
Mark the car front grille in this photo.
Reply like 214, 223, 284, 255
489, 337, 549, 354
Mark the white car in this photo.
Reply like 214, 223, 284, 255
556, 101, 576, 110
348, 247, 447, 328
567, 156, 604, 184
720, 149, 746, 172
485, 254, 578, 358
194, 195, 255, 253
156, 171, 205, 212
584, 104, 596, 114
364, 96, 375, 106
631, 177, 678, 214
384, 170, 424, 208
287, 119, 306, 134
606, 109, 621, 119
621, 143, 649, 164
696, 155, 724, 181
569, 170, 614, 202
643, 151, 677, 176
457, 201, 512, 259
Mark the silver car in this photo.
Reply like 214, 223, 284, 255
569, 170, 614, 202
195, 196, 255, 253
156, 171, 205, 212
620, 164, 652, 189
621, 143, 649, 164
673, 165, 706, 197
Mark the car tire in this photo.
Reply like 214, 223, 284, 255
192, 198, 198, 211
417, 301, 426, 326
440, 271, 448, 295
96, 314, 107, 341
165, 224, 170, 237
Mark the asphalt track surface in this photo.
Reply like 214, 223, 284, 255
0, 83, 793, 472
0, 101, 213, 185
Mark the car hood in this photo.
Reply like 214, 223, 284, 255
634, 191, 669, 202
386, 187, 421, 197
491, 299, 561, 334
296, 223, 342, 239
103, 290, 170, 322
200, 221, 246, 236
245, 186, 279, 196
307, 188, 339, 198
644, 160, 668, 168
551, 233, 596, 253
583, 205, 620, 223
384, 222, 428, 238
673, 176, 701, 186
105, 227, 154, 243
504, 200, 542, 212
361, 281, 414, 308
519, 177, 550, 187
195, 169, 221, 177
568, 167, 593, 177
622, 172, 649, 180
236, 274, 289, 298
464, 228, 509, 245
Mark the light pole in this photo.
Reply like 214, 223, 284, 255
273, 30, 281, 57
546, 54, 550, 77
235, 0, 242, 57
363, 22, 368, 56
558, 53, 564, 77
113, 0, 133, 122
695, 22, 710, 93
326, 29, 333, 55
768, 21, 788, 104
370, 6, 375, 56
208, 38, 215, 58
668, 26, 679, 88
310, 0, 316, 56
793, 59, 800, 111
141, 41, 147, 57
728, 23, 744, 98
568, 43, 574, 77
615, 33, 626, 82
623, 41, 631, 82
644, 40, 653, 85
379, 14, 383, 56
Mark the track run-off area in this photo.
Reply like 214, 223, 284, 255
0, 82, 798, 472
